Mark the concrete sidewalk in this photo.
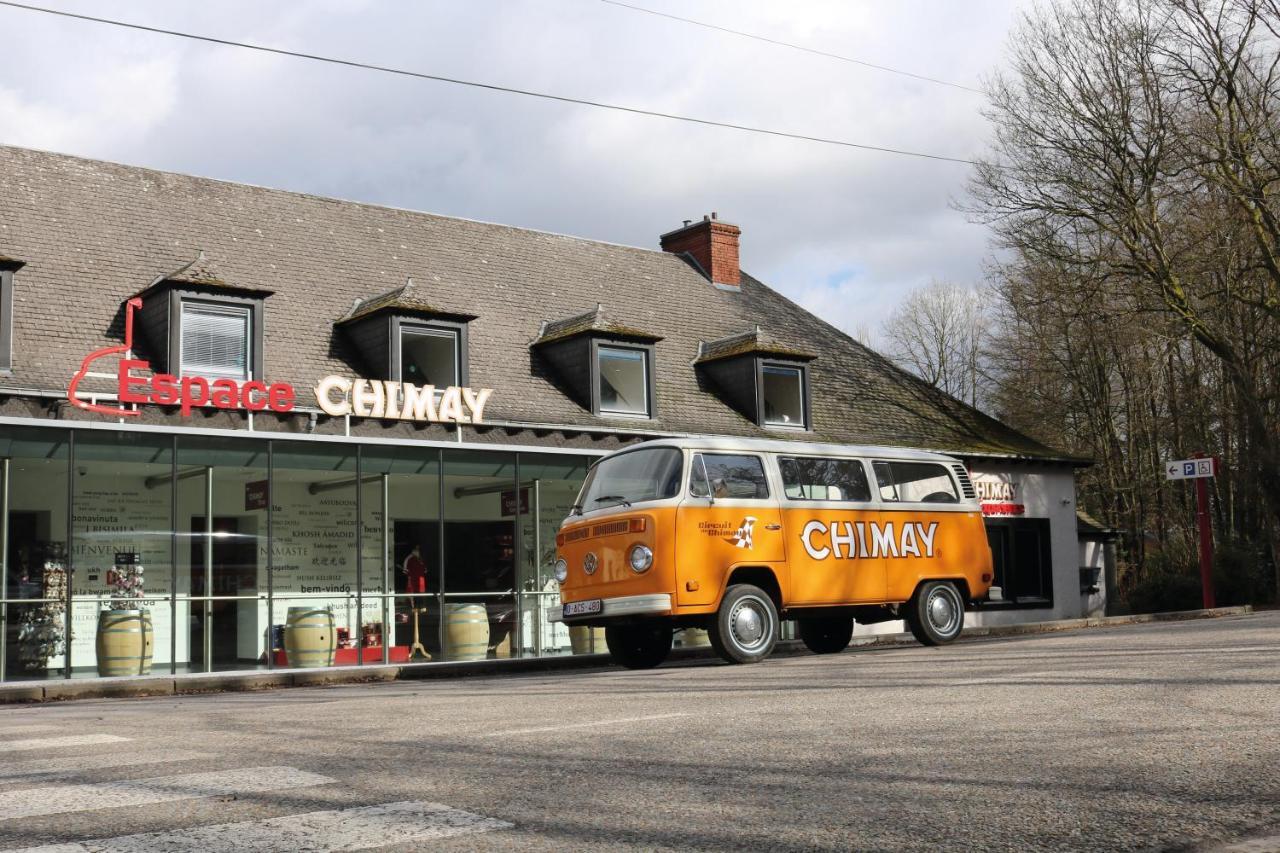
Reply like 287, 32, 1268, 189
0, 604, 1254, 704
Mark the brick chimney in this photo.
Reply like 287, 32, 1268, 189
660, 212, 741, 289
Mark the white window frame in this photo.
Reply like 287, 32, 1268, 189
178, 300, 252, 381
399, 325, 460, 388
596, 344, 652, 418
761, 363, 806, 429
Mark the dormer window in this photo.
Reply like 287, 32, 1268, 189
180, 300, 252, 381
337, 279, 475, 387
398, 323, 461, 387
131, 252, 270, 381
531, 305, 662, 420
695, 327, 815, 430
597, 344, 651, 417
762, 363, 805, 428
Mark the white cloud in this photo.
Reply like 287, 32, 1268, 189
0, 0, 1024, 340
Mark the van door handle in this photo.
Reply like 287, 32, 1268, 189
764, 524, 781, 530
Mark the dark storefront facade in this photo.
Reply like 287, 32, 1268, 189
0, 145, 1088, 682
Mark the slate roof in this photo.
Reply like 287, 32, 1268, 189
0, 144, 1079, 462
134, 250, 273, 298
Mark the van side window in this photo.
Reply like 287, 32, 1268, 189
873, 461, 960, 503
689, 453, 770, 499
779, 456, 871, 502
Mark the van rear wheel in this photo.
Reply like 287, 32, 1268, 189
709, 584, 779, 664
798, 616, 854, 654
605, 623, 673, 669
905, 581, 965, 646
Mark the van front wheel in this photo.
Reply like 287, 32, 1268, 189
605, 624, 673, 669
798, 616, 854, 654
905, 581, 965, 646
709, 584, 779, 664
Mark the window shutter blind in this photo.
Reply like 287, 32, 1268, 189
181, 303, 250, 379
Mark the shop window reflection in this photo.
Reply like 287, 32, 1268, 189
72, 431, 174, 678
2, 427, 599, 682
514, 454, 592, 657
360, 446, 441, 665
443, 450, 516, 661
175, 436, 268, 674
271, 444, 360, 667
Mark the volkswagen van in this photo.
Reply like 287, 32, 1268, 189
549, 438, 996, 668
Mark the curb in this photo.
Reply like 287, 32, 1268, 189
0, 604, 1255, 705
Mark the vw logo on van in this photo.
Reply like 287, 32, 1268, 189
583, 552, 599, 575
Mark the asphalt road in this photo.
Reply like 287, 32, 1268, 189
0, 612, 1277, 852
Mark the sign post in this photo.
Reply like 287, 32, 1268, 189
1164, 455, 1217, 609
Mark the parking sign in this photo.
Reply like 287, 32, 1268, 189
1165, 458, 1216, 480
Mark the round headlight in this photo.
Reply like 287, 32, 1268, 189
628, 544, 653, 573
553, 558, 568, 584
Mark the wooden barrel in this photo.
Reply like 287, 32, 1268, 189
444, 603, 490, 661
284, 607, 336, 668
569, 625, 606, 655
95, 609, 154, 676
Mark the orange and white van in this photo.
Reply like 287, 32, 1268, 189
549, 438, 996, 668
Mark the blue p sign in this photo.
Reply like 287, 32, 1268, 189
1184, 462, 1195, 476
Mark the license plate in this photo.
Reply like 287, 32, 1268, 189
562, 599, 603, 617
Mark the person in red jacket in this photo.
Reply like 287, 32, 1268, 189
402, 544, 427, 597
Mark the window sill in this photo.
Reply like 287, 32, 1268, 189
597, 411, 653, 421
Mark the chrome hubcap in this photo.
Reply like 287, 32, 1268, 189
729, 597, 770, 650
927, 588, 960, 635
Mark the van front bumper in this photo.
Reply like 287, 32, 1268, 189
547, 593, 673, 623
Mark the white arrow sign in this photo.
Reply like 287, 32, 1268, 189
1165, 458, 1215, 480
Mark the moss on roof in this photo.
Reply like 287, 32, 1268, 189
338, 278, 477, 325
532, 304, 662, 346
695, 326, 817, 363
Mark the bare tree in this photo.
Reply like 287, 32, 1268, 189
882, 281, 990, 409
968, 0, 1280, 597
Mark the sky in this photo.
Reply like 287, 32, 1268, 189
0, 0, 1022, 346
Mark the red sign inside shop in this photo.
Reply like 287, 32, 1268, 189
980, 502, 1026, 516
67, 296, 296, 418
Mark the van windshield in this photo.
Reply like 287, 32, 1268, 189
577, 447, 683, 512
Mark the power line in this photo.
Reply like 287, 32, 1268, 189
598, 0, 985, 95
0, 0, 982, 166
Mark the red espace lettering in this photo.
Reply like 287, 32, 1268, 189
67, 296, 295, 417
117, 359, 295, 416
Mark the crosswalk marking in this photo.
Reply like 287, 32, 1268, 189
10, 800, 513, 852
0, 724, 59, 736
0, 750, 214, 784
0, 734, 129, 754
0, 766, 334, 821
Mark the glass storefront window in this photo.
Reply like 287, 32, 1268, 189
271, 444, 359, 668
175, 435, 268, 673
1, 424, 598, 681
1, 427, 70, 681
443, 450, 516, 662
71, 432, 174, 678
360, 446, 441, 664
514, 454, 590, 656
